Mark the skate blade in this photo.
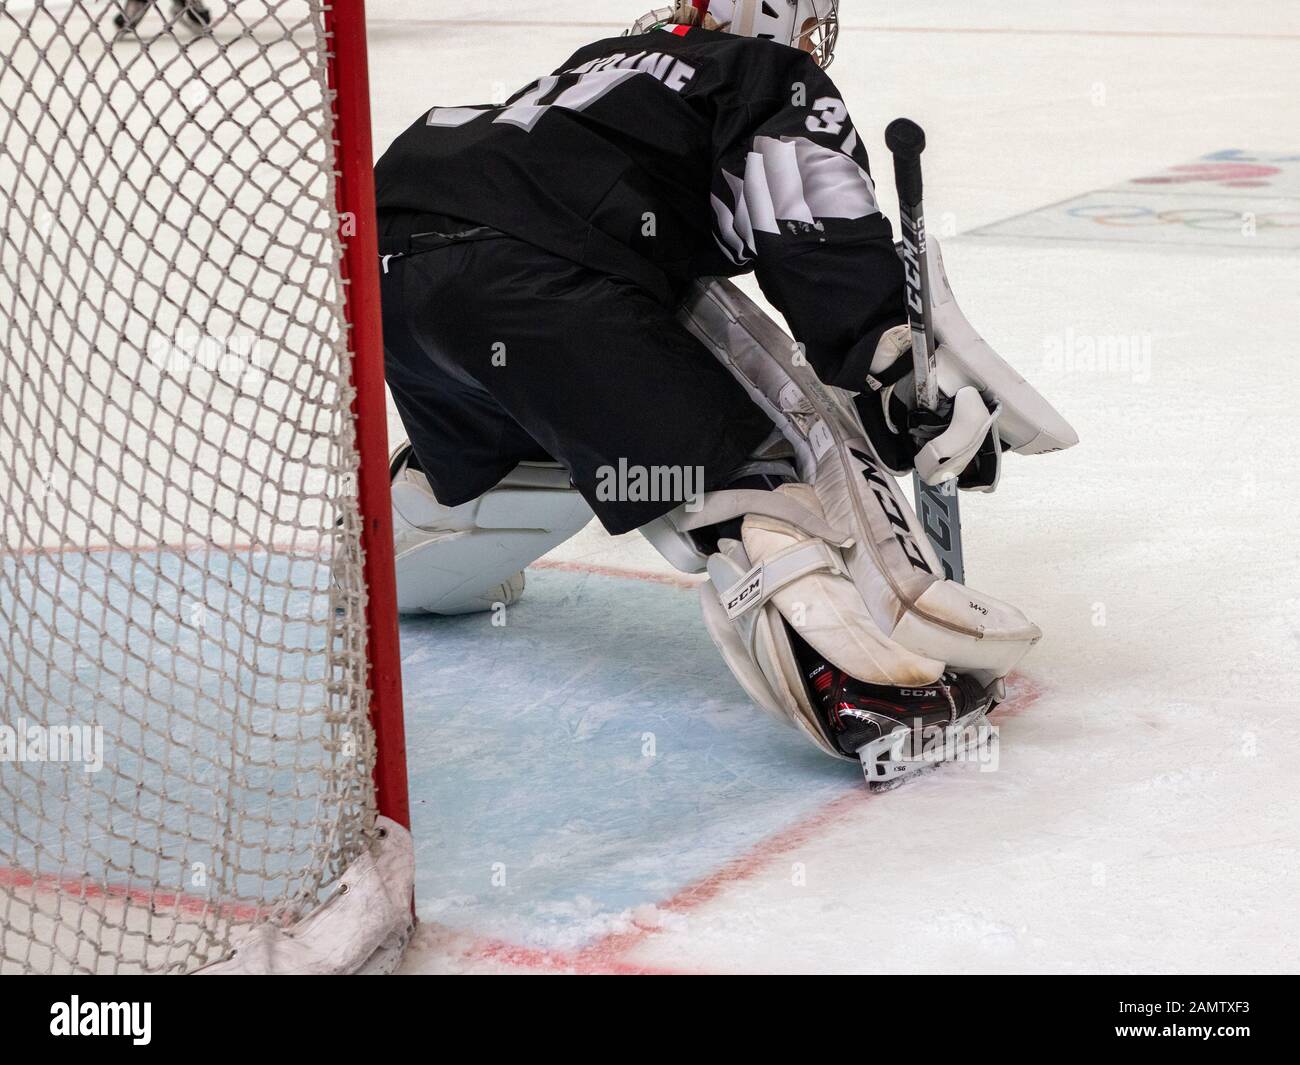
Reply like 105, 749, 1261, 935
858, 709, 995, 791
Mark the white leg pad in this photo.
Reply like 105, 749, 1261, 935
698, 539, 840, 758
391, 457, 593, 615
676, 277, 1041, 674
667, 280, 1041, 755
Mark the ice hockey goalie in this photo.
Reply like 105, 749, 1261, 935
372, 1, 1077, 786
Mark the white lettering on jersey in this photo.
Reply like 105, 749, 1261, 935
805, 97, 848, 136
499, 71, 639, 132
567, 51, 696, 90
662, 59, 696, 92
495, 74, 561, 132
427, 54, 698, 134
426, 105, 492, 128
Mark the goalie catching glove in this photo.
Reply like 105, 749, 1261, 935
858, 236, 1079, 491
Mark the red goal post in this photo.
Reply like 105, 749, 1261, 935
327, 0, 410, 836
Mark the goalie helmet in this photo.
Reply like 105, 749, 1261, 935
627, 0, 840, 68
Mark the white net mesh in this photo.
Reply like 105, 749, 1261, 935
0, 1, 388, 973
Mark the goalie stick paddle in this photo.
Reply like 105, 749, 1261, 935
884, 117, 966, 584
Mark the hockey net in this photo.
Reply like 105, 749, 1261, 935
0, 1, 412, 974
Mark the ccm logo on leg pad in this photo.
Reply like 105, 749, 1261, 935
723, 566, 764, 620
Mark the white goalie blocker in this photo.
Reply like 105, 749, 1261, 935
641, 273, 1076, 759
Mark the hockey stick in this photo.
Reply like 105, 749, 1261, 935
884, 118, 965, 584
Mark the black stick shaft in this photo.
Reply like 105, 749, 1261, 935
884, 117, 965, 583
885, 117, 939, 412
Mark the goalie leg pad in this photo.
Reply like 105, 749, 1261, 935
670, 279, 1041, 751
698, 484, 950, 760
391, 448, 593, 615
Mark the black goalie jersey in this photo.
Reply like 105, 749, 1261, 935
374, 24, 906, 390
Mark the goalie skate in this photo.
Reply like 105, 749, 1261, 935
858, 697, 998, 792
112, 1, 212, 38
174, 1, 213, 30
800, 644, 1000, 790
111, 1, 150, 36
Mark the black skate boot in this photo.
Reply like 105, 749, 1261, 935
112, 1, 152, 34
797, 639, 999, 790
173, 1, 213, 30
